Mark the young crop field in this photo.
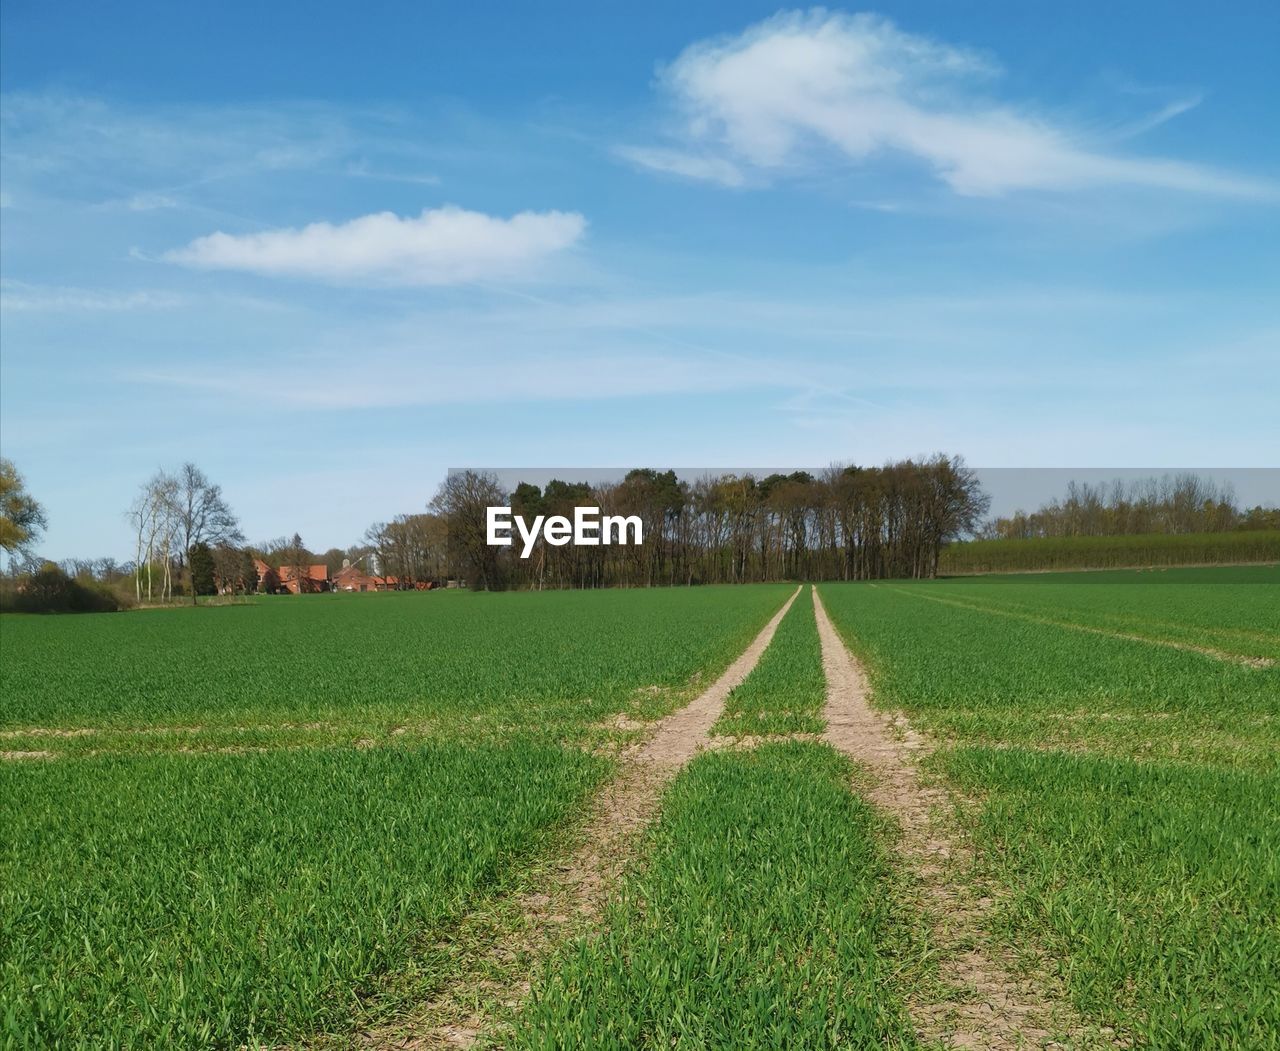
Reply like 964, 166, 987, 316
513, 742, 919, 1050
904, 564, 1280, 662
821, 565, 1279, 1048
2, 566, 1276, 1049
0, 585, 794, 1048
1, 743, 607, 1047
0, 584, 792, 745
711, 589, 825, 738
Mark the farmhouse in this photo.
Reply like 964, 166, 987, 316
330, 558, 437, 591
331, 561, 400, 592
250, 557, 435, 594
254, 558, 330, 594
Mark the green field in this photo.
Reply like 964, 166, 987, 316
2, 568, 1276, 1048
820, 567, 1280, 1048
2, 744, 606, 1047
514, 743, 919, 1050
712, 590, 825, 738
0, 586, 791, 1047
0, 585, 791, 743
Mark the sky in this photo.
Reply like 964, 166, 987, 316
2, 1, 1278, 560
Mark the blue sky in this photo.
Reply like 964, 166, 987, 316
2, 1, 1278, 559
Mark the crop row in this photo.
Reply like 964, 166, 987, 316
512, 741, 920, 1049
712, 588, 826, 737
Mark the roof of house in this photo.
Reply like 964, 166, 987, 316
333, 563, 370, 579
333, 565, 400, 587
255, 558, 328, 582
277, 564, 329, 582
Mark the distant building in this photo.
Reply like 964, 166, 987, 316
254, 558, 330, 594
331, 558, 431, 592
252, 557, 434, 594
332, 561, 384, 592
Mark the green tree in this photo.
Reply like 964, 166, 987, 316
0, 458, 48, 561
189, 542, 217, 598
238, 549, 258, 593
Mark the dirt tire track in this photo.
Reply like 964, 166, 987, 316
358, 585, 802, 1050
812, 586, 1110, 1050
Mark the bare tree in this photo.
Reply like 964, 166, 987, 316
981, 472, 1242, 540
429, 470, 506, 590
170, 463, 244, 604
280, 533, 313, 594
127, 471, 180, 603
364, 513, 448, 587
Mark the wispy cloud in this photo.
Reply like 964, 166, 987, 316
622, 10, 1275, 199
613, 145, 745, 187
343, 159, 441, 186
0, 280, 184, 312
133, 349, 775, 409
0, 94, 353, 196
0, 93, 455, 220
124, 192, 181, 211
163, 205, 587, 286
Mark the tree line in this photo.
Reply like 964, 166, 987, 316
980, 473, 1280, 540
5, 456, 1275, 608
433, 456, 991, 590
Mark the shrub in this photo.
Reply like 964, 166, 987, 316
2, 562, 121, 614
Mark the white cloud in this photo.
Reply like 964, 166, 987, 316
627, 10, 1275, 199
164, 205, 587, 285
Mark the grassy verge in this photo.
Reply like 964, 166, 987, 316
712, 589, 825, 737
0, 742, 608, 1048
511, 741, 921, 1049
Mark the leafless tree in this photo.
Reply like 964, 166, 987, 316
429, 470, 507, 590
169, 463, 244, 604
127, 471, 180, 603
981, 472, 1241, 540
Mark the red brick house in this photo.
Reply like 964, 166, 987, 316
254, 558, 330, 594
331, 560, 407, 592
331, 559, 435, 592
